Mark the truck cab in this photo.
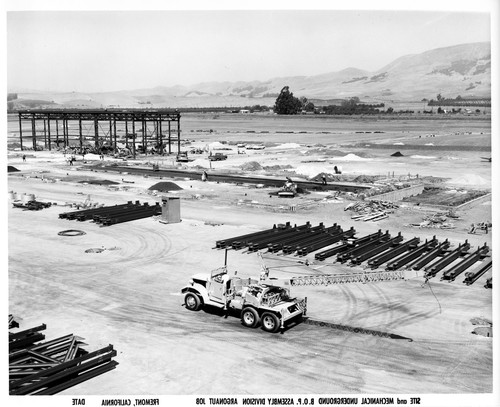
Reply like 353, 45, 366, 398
181, 268, 307, 333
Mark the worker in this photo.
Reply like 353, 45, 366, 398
202, 170, 208, 182
22, 154, 26, 162
322, 175, 327, 185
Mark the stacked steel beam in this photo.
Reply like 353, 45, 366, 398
9, 322, 118, 395
59, 201, 161, 226
216, 224, 492, 284
464, 260, 492, 286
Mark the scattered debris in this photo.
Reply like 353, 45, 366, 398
470, 317, 493, 337
85, 248, 105, 253
344, 200, 398, 222
468, 221, 491, 234
12, 200, 52, 211
204, 221, 224, 226
58, 230, 86, 236
78, 179, 119, 185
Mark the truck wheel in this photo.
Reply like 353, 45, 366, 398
261, 312, 280, 333
241, 307, 260, 328
184, 293, 202, 311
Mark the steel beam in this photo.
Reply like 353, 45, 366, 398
424, 240, 471, 277
441, 244, 489, 281
368, 237, 420, 269
463, 259, 492, 286
385, 236, 438, 270
351, 233, 404, 265
296, 227, 356, 256
337, 231, 391, 263
411, 239, 450, 270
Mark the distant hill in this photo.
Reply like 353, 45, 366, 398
8, 42, 491, 109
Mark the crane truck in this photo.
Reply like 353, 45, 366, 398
181, 261, 408, 333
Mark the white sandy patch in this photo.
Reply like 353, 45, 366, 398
446, 174, 490, 186
336, 153, 370, 161
410, 155, 437, 159
271, 143, 301, 149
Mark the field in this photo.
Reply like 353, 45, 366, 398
7, 113, 494, 401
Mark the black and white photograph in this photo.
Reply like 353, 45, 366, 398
3, 1, 498, 406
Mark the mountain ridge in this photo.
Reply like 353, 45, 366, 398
8, 42, 491, 109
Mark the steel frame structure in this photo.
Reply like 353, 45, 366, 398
17, 109, 181, 157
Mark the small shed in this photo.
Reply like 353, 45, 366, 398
161, 196, 181, 224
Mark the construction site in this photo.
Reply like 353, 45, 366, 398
7, 110, 494, 398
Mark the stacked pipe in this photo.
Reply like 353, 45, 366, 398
9, 322, 118, 395
60, 201, 161, 226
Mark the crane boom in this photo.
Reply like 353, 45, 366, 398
263, 269, 406, 287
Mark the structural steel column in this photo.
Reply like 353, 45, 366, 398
62, 118, 66, 148
159, 120, 163, 154
177, 115, 181, 154
65, 118, 69, 148
79, 119, 83, 152
155, 121, 159, 148
56, 119, 59, 148
18, 114, 23, 151
125, 119, 129, 149
31, 115, 36, 150
142, 120, 146, 155
168, 121, 171, 154
47, 119, 51, 151
109, 120, 113, 148
132, 120, 136, 159
113, 117, 117, 152
94, 120, 99, 150
43, 120, 47, 148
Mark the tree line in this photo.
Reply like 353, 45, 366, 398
273, 86, 388, 115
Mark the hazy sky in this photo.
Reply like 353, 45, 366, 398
6, 5, 494, 93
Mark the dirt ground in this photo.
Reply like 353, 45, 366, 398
7, 116, 496, 402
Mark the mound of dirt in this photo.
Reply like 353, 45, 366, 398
240, 161, 263, 171
391, 151, 404, 157
352, 175, 378, 183
79, 179, 119, 185
310, 172, 336, 182
8, 166, 20, 173
148, 181, 183, 192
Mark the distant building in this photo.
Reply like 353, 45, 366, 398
239, 109, 250, 114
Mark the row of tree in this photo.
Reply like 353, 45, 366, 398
426, 94, 491, 107
273, 86, 387, 115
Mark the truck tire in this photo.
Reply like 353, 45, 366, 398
184, 293, 202, 311
241, 307, 260, 328
261, 312, 280, 333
